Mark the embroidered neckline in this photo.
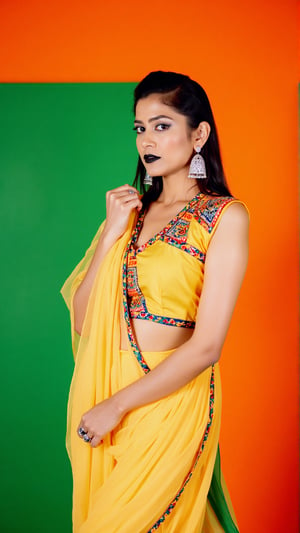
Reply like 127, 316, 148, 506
132, 191, 204, 254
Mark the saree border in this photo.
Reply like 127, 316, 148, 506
122, 230, 215, 530
147, 366, 215, 531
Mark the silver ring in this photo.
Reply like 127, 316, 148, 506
78, 427, 87, 437
83, 433, 92, 443
128, 189, 136, 195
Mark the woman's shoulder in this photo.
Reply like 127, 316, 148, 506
191, 193, 249, 235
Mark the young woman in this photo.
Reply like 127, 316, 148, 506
61, 71, 249, 532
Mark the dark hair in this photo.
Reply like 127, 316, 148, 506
132, 71, 231, 206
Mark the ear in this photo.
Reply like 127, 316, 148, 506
192, 121, 211, 150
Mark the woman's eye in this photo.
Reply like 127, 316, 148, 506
156, 123, 170, 131
132, 123, 170, 134
132, 126, 145, 134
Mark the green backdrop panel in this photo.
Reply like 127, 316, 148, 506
0, 83, 137, 533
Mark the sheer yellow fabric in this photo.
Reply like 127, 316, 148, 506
61, 205, 237, 532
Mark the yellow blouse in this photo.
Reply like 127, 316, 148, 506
126, 192, 245, 328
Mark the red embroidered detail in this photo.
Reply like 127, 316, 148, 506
193, 196, 233, 234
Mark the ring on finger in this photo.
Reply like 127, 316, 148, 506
128, 189, 136, 195
78, 427, 87, 437
83, 433, 92, 443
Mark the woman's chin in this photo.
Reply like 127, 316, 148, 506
145, 168, 161, 177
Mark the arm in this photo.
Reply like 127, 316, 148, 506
79, 202, 249, 446
73, 185, 142, 334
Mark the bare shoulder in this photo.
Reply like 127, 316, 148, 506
209, 200, 249, 248
220, 201, 249, 227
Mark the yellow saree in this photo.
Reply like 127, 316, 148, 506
61, 197, 240, 532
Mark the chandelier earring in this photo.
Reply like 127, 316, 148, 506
188, 146, 207, 179
143, 172, 152, 186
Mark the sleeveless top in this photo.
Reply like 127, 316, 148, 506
126, 193, 245, 329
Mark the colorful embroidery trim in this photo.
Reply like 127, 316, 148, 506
133, 192, 204, 254
160, 236, 205, 263
147, 365, 215, 532
129, 309, 195, 328
194, 196, 233, 234
122, 245, 151, 374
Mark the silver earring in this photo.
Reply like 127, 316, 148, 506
188, 146, 207, 179
143, 172, 152, 186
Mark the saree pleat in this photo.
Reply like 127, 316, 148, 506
61, 213, 239, 532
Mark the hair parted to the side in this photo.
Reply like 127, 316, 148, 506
132, 70, 232, 207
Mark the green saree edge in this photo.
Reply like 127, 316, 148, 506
207, 446, 239, 533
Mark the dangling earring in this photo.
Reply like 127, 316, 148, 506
143, 172, 152, 186
188, 146, 207, 179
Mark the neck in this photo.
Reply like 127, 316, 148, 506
159, 170, 199, 205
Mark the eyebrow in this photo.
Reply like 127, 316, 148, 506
134, 114, 174, 124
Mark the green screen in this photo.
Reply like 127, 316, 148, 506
0, 83, 137, 532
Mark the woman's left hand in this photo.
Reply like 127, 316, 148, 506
77, 397, 125, 448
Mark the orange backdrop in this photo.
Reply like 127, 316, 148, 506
0, 1, 298, 531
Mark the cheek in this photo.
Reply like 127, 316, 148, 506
165, 134, 191, 154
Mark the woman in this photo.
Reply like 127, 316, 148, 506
61, 71, 249, 532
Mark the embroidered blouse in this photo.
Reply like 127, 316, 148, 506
126, 193, 245, 328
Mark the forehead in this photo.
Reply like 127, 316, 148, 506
135, 93, 183, 121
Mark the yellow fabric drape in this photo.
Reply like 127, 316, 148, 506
61, 214, 225, 532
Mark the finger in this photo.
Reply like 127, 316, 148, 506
108, 194, 142, 212
90, 435, 103, 448
84, 429, 94, 440
107, 184, 139, 196
116, 192, 139, 203
119, 184, 140, 194
77, 419, 91, 439
77, 427, 87, 438
109, 190, 140, 202
82, 433, 92, 444
77, 424, 88, 438
80, 425, 93, 442
121, 194, 142, 205
119, 197, 143, 212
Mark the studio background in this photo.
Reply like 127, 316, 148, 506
0, 1, 298, 532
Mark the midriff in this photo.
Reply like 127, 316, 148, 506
120, 318, 194, 351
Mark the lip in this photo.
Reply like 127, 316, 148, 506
144, 154, 161, 164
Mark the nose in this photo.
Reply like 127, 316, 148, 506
141, 130, 155, 149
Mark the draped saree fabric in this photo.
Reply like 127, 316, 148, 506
61, 209, 239, 532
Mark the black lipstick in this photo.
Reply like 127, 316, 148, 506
144, 154, 161, 164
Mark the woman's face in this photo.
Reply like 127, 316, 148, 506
134, 94, 195, 179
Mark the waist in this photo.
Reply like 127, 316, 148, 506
120, 347, 176, 371
120, 318, 194, 351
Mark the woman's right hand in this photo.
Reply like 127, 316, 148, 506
73, 184, 142, 334
103, 184, 143, 242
